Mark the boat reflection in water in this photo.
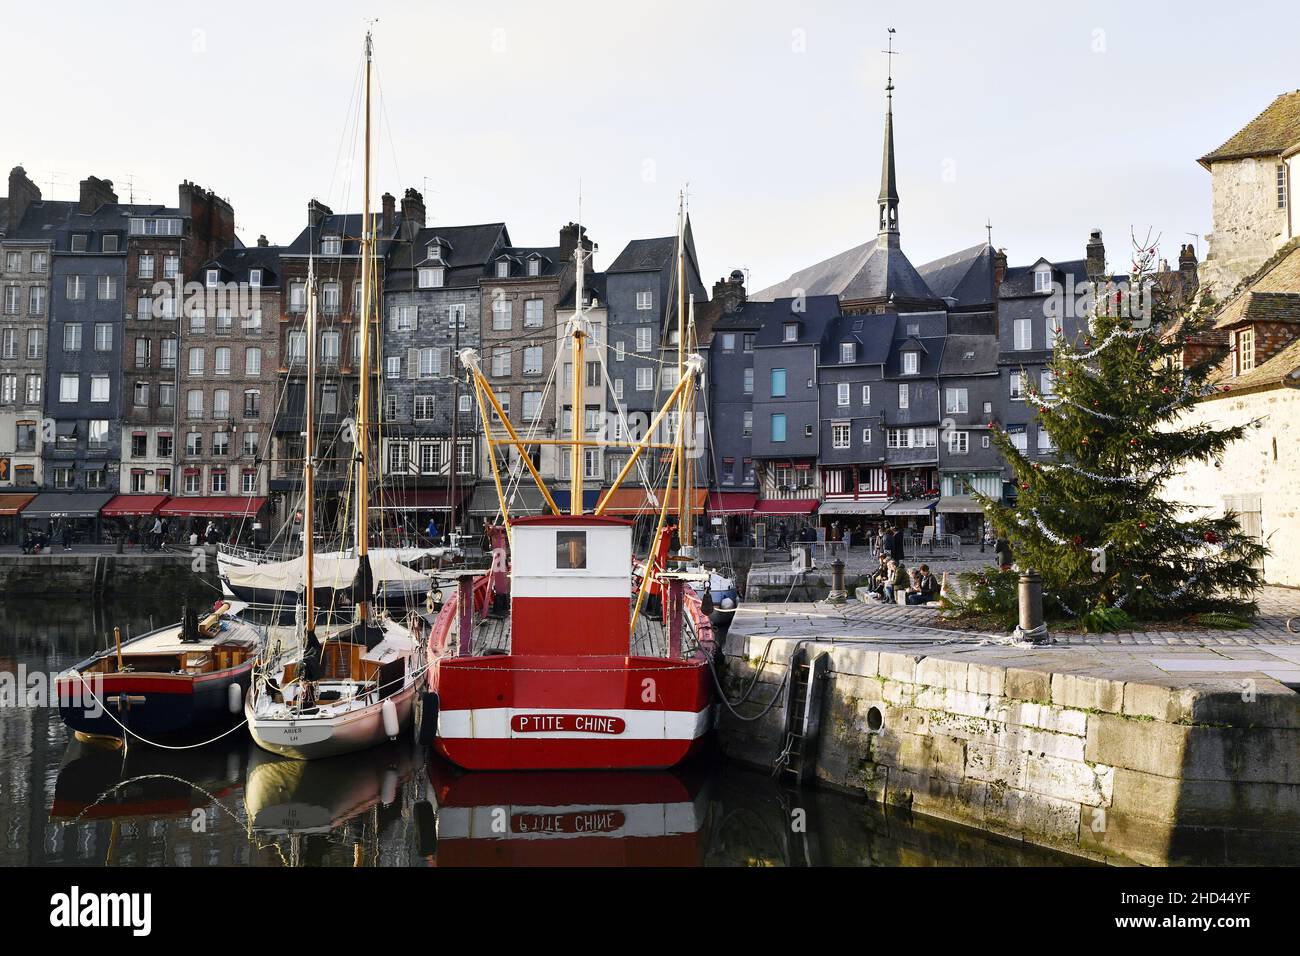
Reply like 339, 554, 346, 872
244, 741, 420, 866
425, 756, 712, 867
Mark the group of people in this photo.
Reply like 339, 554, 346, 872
865, 552, 940, 606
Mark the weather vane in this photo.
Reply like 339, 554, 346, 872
882, 27, 899, 94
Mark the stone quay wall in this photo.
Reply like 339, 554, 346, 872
0, 550, 218, 595
719, 631, 1300, 865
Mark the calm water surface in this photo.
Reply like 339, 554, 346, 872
0, 589, 1082, 867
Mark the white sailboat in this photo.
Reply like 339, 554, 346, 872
245, 31, 423, 759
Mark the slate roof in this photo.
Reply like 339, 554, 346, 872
384, 222, 508, 291
752, 235, 940, 306
558, 269, 607, 310
751, 295, 841, 347
818, 312, 895, 365
938, 333, 999, 376
917, 243, 996, 307
1199, 91, 1300, 168
2, 199, 77, 242
284, 211, 403, 257
491, 245, 565, 278
204, 244, 284, 288
607, 218, 703, 279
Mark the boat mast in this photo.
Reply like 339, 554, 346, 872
568, 230, 586, 515
674, 193, 692, 550
304, 256, 317, 639
355, 30, 375, 621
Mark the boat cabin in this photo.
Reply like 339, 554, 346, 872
510, 516, 632, 656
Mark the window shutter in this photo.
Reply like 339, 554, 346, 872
433, 349, 443, 375
407, 348, 418, 379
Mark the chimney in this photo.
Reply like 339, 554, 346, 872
307, 198, 333, 232
78, 175, 117, 215
400, 188, 426, 239
257, 234, 269, 248
381, 192, 396, 236
6, 166, 41, 233
712, 269, 747, 314
993, 247, 1008, 289
1086, 229, 1106, 281
559, 221, 593, 264
1179, 242, 1198, 275
178, 180, 236, 261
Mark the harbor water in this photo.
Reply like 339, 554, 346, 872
0, 588, 1083, 867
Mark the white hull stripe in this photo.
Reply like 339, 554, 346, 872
439, 706, 711, 741
438, 798, 707, 841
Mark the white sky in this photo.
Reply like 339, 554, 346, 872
6, 0, 1299, 289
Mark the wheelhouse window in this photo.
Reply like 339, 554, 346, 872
555, 530, 587, 569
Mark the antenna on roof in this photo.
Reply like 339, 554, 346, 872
986, 218, 993, 246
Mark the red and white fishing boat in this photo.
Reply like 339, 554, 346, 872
419, 197, 717, 771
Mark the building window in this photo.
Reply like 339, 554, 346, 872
63, 323, 82, 352
832, 422, 851, 449
523, 346, 543, 375
287, 331, 306, 362
213, 346, 231, 375
97, 275, 116, 300
242, 431, 257, 457
524, 299, 543, 328
245, 347, 262, 376
241, 470, 257, 494
189, 347, 204, 375
1045, 319, 1059, 349
770, 368, 787, 398
635, 327, 652, 352
28, 287, 45, 316
25, 374, 41, 404
1040, 370, 1056, 398
862, 427, 872, 445
526, 258, 542, 278
636, 291, 652, 311
635, 367, 653, 391
419, 347, 439, 378
898, 383, 909, 409
90, 376, 110, 403
901, 351, 919, 375
721, 333, 736, 352
134, 381, 149, 407
0, 375, 14, 403
213, 389, 230, 419
54, 467, 75, 489
3, 286, 18, 314
386, 355, 401, 379
1279, 164, 1288, 210
70, 235, 87, 253
187, 432, 202, 457
1033, 266, 1052, 293
840, 342, 855, 363
522, 390, 542, 421
388, 441, 409, 474
135, 337, 151, 368
837, 382, 850, 406
1237, 327, 1255, 375
1009, 426, 1028, 451
66, 276, 85, 300
159, 383, 174, 407
948, 430, 969, 454
321, 236, 342, 256
32, 252, 47, 273
1014, 318, 1032, 350
1009, 370, 1024, 400
496, 260, 511, 279
945, 387, 967, 414
492, 298, 512, 330
783, 323, 798, 342
414, 395, 435, 420
1037, 426, 1054, 452
771, 413, 787, 443
187, 389, 204, 419
418, 267, 444, 288
320, 331, 340, 365
211, 469, 228, 493
289, 281, 306, 312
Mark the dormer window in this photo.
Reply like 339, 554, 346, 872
1033, 265, 1053, 293
418, 267, 445, 289
839, 341, 855, 363
206, 269, 220, 289
527, 258, 541, 277
249, 269, 263, 288
902, 351, 919, 375
783, 323, 798, 343
428, 243, 442, 262
70, 234, 88, 253
321, 236, 342, 256
102, 235, 119, 253
496, 259, 511, 279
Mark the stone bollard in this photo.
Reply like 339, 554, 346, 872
1016, 569, 1050, 644
828, 558, 847, 605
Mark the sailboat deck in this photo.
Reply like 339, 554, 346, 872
468, 608, 702, 659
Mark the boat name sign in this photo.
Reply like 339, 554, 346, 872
510, 713, 626, 735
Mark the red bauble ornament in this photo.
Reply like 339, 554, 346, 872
1021, 482, 1030, 490
1072, 535, 1082, 546
1204, 531, 1219, 544
1139, 522, 1147, 529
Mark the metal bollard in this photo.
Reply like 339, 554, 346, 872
1017, 569, 1049, 644
828, 557, 847, 605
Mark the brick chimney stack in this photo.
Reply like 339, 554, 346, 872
993, 247, 1008, 289
559, 222, 594, 264
1086, 229, 1106, 281
6, 166, 41, 233
1178, 242, 1198, 276
78, 175, 117, 214
257, 234, 269, 248
307, 198, 333, 232
712, 269, 747, 314
178, 180, 236, 264
381, 192, 396, 236
400, 188, 426, 239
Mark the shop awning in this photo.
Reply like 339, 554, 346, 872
706, 492, 758, 514
22, 492, 115, 519
883, 500, 938, 517
600, 487, 707, 515
101, 494, 170, 517
754, 499, 819, 515
554, 488, 603, 512
0, 493, 37, 517
936, 496, 987, 515
158, 496, 266, 518
375, 488, 468, 512
467, 482, 549, 517
818, 498, 888, 516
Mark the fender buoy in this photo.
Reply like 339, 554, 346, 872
228, 683, 243, 714
417, 691, 439, 746
381, 698, 400, 738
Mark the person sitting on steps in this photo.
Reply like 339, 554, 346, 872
883, 559, 908, 604
906, 563, 939, 605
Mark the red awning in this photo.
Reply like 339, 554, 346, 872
376, 488, 468, 511
0, 493, 36, 517
101, 494, 170, 517
707, 492, 758, 513
754, 499, 819, 515
158, 496, 266, 518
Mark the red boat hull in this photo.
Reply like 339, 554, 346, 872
429, 653, 713, 771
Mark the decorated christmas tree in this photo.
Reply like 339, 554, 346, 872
975, 241, 1267, 621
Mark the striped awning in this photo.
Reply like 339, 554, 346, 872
0, 493, 36, 517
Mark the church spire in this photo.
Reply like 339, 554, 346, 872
878, 28, 900, 247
